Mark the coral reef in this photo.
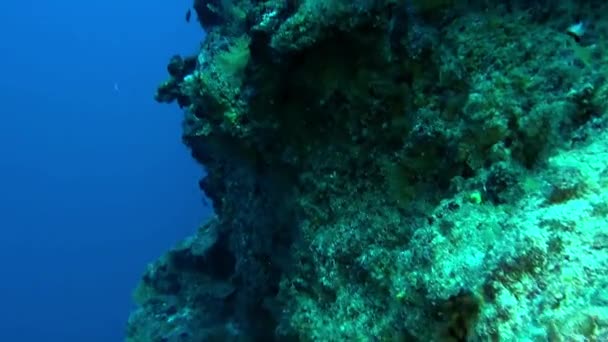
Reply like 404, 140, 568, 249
128, 0, 608, 340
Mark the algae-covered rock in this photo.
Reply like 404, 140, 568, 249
127, 1, 608, 340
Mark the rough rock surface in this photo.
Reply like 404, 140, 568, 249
127, 1, 608, 341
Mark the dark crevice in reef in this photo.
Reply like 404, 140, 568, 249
128, 1, 608, 341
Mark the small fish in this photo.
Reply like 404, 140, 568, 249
185, 9, 191, 23
566, 21, 586, 43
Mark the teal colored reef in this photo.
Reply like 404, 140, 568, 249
127, 1, 608, 340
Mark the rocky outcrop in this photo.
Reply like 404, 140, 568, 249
128, 1, 608, 340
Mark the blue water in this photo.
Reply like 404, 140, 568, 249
0, 1, 208, 340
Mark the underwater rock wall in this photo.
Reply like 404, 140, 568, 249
128, 1, 608, 340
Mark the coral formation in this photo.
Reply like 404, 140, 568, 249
128, 0, 608, 340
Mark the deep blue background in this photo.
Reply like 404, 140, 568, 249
0, 1, 208, 340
